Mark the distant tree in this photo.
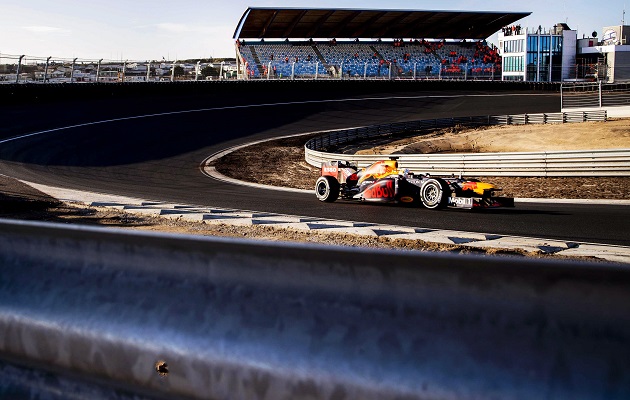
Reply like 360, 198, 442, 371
201, 65, 219, 78
173, 65, 185, 76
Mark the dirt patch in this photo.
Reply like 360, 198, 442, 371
211, 134, 321, 191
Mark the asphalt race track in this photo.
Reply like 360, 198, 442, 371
1, 82, 629, 246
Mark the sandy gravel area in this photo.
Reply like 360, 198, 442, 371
356, 119, 630, 154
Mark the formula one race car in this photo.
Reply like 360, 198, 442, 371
314, 158, 514, 210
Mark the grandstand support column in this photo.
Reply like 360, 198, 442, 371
340, 62, 344, 79
171, 62, 175, 82
413, 62, 417, 80
439, 66, 442, 80
465, 63, 468, 80
44, 56, 51, 83
389, 64, 392, 80
195, 61, 200, 81
315, 62, 319, 80
147, 62, 151, 82
267, 62, 271, 80
122, 60, 127, 83
364, 63, 368, 79
599, 80, 603, 108
96, 59, 102, 83
220, 61, 225, 80
291, 62, 295, 80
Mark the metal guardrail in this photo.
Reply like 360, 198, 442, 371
304, 110, 630, 176
1, 219, 630, 399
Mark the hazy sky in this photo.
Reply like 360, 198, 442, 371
1, 0, 626, 61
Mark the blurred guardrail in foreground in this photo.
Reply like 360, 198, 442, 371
1, 219, 629, 399
305, 110, 630, 176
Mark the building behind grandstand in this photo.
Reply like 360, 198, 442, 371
233, 7, 630, 83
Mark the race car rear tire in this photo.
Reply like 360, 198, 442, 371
315, 176, 340, 202
420, 178, 448, 209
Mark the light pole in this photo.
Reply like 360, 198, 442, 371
96, 59, 102, 82
70, 57, 77, 82
16, 55, 25, 83
44, 56, 51, 83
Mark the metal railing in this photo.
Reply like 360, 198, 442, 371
562, 82, 630, 109
1, 219, 629, 399
304, 110, 630, 177
0, 52, 238, 83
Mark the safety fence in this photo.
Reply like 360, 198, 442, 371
1, 219, 629, 399
562, 82, 630, 109
304, 110, 630, 176
0, 52, 237, 83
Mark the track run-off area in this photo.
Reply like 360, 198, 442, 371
1, 81, 629, 247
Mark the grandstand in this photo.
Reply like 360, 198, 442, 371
233, 8, 529, 80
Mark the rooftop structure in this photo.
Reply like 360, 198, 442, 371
234, 8, 530, 41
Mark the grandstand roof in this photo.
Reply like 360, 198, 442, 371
233, 7, 531, 40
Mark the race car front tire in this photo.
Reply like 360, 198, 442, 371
315, 176, 340, 202
420, 178, 448, 209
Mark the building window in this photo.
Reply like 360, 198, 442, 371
528, 36, 538, 52
503, 39, 524, 53
504, 56, 524, 72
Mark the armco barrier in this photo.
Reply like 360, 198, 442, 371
1, 219, 630, 399
304, 110, 630, 177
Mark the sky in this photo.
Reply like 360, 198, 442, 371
0, 0, 627, 62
